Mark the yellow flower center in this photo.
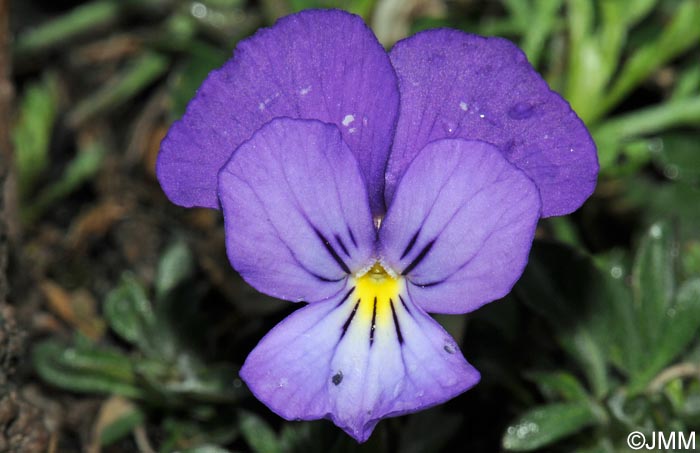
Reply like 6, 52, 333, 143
352, 262, 404, 336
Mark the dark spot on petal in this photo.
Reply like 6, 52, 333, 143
444, 344, 456, 354
332, 371, 343, 385
508, 102, 534, 120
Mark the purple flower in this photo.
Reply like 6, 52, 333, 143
156, 9, 598, 442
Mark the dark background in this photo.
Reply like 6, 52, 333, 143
1, 0, 700, 451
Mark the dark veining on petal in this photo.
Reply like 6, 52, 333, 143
347, 226, 358, 248
332, 371, 343, 385
335, 234, 351, 257
400, 229, 421, 260
398, 294, 412, 315
311, 273, 346, 283
314, 227, 351, 274
402, 240, 436, 276
340, 299, 361, 339
389, 299, 404, 345
335, 287, 355, 308
369, 296, 378, 346
409, 279, 444, 288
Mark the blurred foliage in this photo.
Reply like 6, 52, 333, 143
8, 0, 700, 451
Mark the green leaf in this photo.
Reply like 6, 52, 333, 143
11, 74, 59, 198
631, 222, 675, 349
32, 340, 143, 398
68, 51, 169, 126
99, 406, 145, 446
13, 0, 121, 55
152, 360, 245, 404
593, 96, 700, 165
104, 274, 158, 354
159, 416, 239, 453
502, 402, 600, 451
155, 240, 195, 301
514, 0, 563, 68
601, 0, 700, 116
239, 410, 281, 453
629, 279, 700, 394
526, 371, 590, 402
22, 139, 106, 224
514, 242, 614, 397
652, 134, 700, 183
671, 63, 700, 102
560, 331, 609, 400
603, 276, 644, 376
289, 0, 375, 19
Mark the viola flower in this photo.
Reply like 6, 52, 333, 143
156, 9, 598, 443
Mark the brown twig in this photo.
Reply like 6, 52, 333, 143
647, 362, 700, 393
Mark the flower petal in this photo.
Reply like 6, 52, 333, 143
158, 10, 399, 214
379, 139, 541, 314
218, 118, 375, 303
240, 283, 479, 443
386, 30, 598, 217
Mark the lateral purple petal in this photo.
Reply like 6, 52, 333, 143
218, 118, 375, 303
386, 30, 598, 217
379, 139, 541, 314
157, 9, 399, 213
240, 284, 479, 443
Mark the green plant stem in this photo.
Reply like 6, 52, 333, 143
594, 96, 700, 143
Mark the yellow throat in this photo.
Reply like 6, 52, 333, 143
352, 262, 404, 332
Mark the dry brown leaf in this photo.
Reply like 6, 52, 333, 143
40, 281, 105, 340
88, 396, 139, 453
67, 200, 129, 249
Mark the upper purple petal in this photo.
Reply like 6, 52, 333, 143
218, 118, 375, 303
158, 9, 399, 214
386, 29, 598, 217
379, 139, 541, 314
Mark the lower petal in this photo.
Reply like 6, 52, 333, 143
240, 281, 480, 442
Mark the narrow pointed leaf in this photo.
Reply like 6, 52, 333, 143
502, 402, 600, 451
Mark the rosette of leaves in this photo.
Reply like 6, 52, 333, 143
501, 221, 700, 452
32, 242, 245, 450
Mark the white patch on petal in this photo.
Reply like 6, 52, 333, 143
258, 92, 281, 111
342, 114, 355, 127
459, 101, 468, 111
300, 86, 312, 96
479, 114, 485, 118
